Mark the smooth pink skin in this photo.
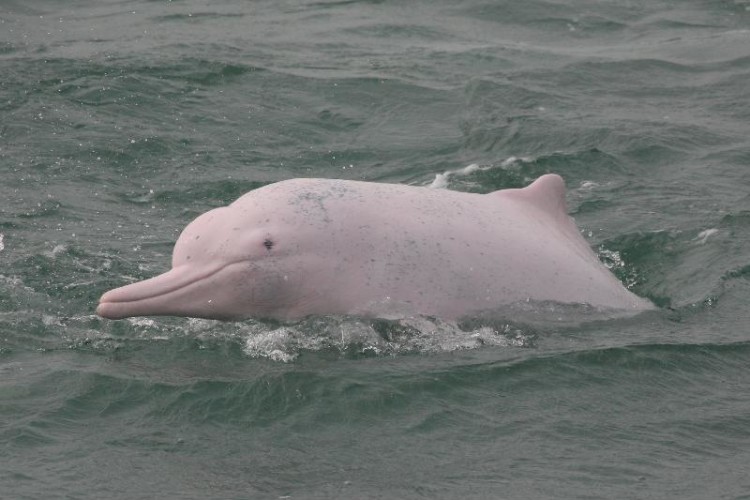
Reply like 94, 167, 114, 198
97, 174, 654, 321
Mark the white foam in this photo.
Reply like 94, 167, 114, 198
236, 314, 536, 362
42, 315, 62, 327
429, 172, 450, 189
694, 228, 718, 244
428, 163, 482, 189
598, 247, 624, 270
428, 157, 533, 189
43, 244, 67, 259
243, 327, 297, 362
127, 317, 157, 328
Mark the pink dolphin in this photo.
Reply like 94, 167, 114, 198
97, 174, 654, 321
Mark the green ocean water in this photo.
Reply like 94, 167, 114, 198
2, 0, 750, 498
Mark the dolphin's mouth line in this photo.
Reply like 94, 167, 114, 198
98, 259, 248, 306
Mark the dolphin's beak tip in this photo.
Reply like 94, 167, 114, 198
96, 294, 128, 319
95, 301, 113, 319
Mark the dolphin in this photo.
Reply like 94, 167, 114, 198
96, 174, 654, 321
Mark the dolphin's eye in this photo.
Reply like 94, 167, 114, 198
263, 238, 274, 250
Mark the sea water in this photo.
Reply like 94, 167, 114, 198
2, 0, 750, 498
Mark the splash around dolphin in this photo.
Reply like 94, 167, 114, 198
96, 174, 654, 322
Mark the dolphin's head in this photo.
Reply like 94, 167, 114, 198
97, 202, 325, 321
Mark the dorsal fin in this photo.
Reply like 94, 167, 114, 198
492, 174, 568, 219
